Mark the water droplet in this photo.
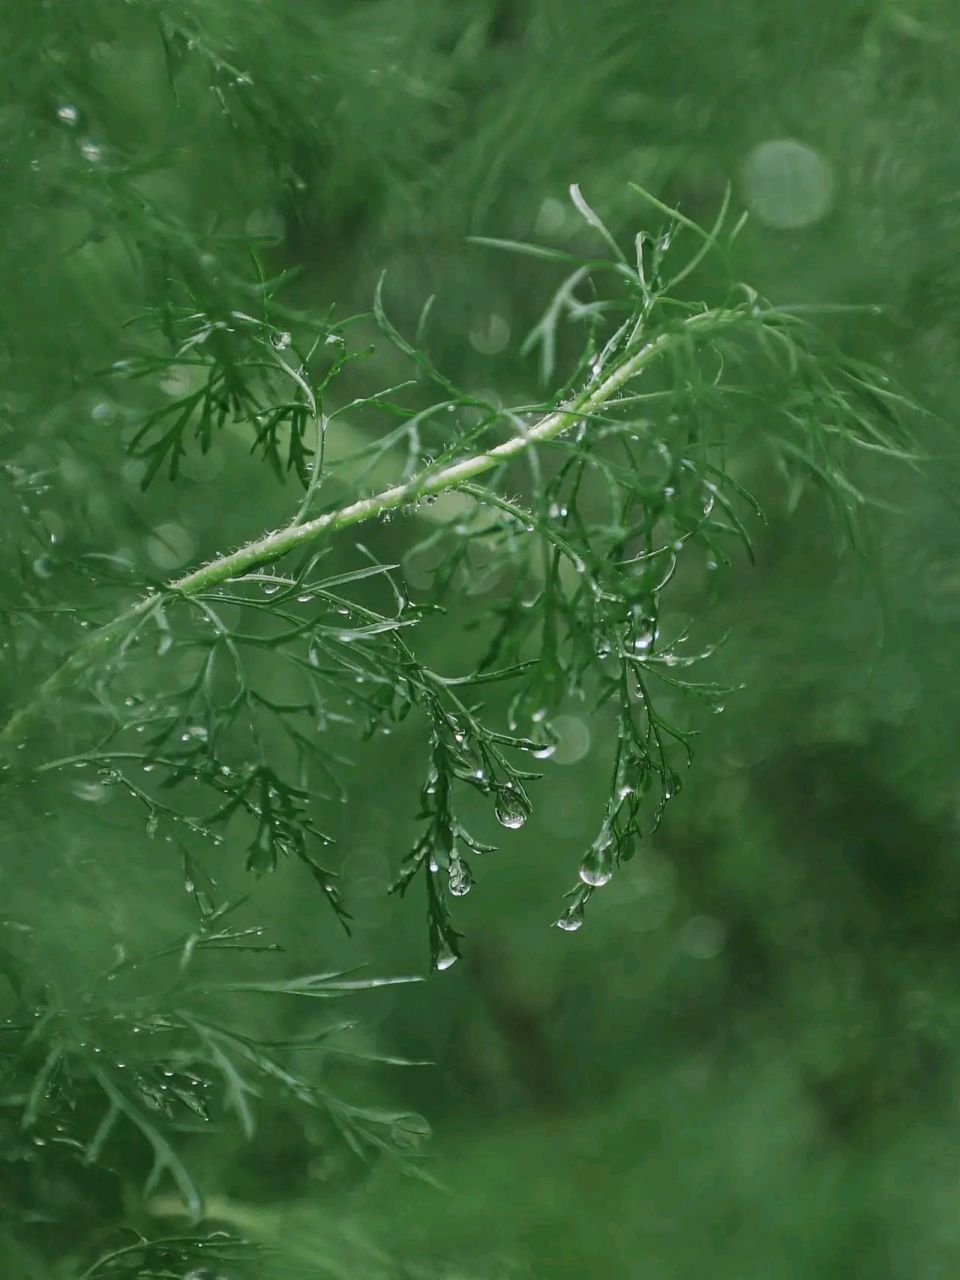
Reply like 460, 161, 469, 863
79, 138, 102, 162
495, 784, 531, 830
448, 860, 473, 897
146, 812, 159, 837
297, 593, 311, 603
556, 902, 585, 932
56, 103, 78, 125
633, 628, 655, 653
271, 330, 292, 350
579, 842, 613, 888
434, 943, 459, 972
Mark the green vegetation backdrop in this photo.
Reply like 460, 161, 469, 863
2, 2, 960, 1276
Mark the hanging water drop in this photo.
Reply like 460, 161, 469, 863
434, 943, 458, 972
448, 860, 473, 897
579, 842, 614, 888
271, 330, 292, 350
633, 627, 655, 653
556, 902, 585, 932
494, 784, 530, 830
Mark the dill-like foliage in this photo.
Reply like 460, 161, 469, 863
1, 183, 919, 964
0, 4, 935, 1277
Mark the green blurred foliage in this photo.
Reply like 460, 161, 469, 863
2, 0, 960, 1276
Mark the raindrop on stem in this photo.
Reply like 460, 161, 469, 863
494, 784, 531, 830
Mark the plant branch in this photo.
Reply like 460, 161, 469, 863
0, 310, 729, 758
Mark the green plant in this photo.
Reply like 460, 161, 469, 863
2, 178, 918, 933
0, 6, 934, 1277
1, 177, 919, 1273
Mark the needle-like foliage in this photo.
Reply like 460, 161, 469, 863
0, 5, 936, 1275
1, 182, 920, 968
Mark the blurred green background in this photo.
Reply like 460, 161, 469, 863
4, 1, 960, 1276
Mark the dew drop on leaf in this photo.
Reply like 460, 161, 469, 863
556, 903, 585, 932
633, 628, 655, 653
434, 943, 458, 972
448, 860, 473, 897
494, 784, 530, 830
579, 842, 613, 888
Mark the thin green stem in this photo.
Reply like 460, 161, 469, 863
0, 310, 730, 758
